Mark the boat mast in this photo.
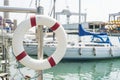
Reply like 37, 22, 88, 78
79, 0, 81, 42
53, 0, 56, 40
53, 0, 56, 18
79, 0, 81, 24
4, 0, 9, 19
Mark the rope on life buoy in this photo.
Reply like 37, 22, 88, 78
12, 15, 67, 70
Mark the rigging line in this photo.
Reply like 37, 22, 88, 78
10, 47, 25, 78
17, 62, 43, 79
48, 5, 54, 17
11, 45, 42, 79
48, 0, 53, 16
48, 0, 56, 17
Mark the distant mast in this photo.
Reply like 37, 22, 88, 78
79, 0, 81, 24
4, 0, 9, 19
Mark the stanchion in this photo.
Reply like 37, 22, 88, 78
36, 6, 44, 80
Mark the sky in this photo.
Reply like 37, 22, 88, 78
0, 0, 120, 24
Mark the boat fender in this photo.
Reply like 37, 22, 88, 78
79, 48, 82, 55
109, 48, 113, 57
12, 15, 67, 70
93, 47, 96, 56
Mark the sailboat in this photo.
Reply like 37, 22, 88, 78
24, 23, 120, 59
43, 24, 120, 59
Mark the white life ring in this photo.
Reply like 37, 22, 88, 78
12, 15, 67, 70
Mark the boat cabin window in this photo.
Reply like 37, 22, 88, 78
95, 25, 99, 29
89, 24, 100, 29
85, 44, 105, 47
89, 25, 93, 29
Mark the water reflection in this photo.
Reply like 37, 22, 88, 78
44, 59, 120, 80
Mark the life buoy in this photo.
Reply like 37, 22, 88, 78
12, 15, 67, 70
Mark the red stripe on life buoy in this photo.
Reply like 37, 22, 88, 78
48, 56, 56, 67
16, 51, 27, 61
30, 16, 36, 27
50, 22, 60, 31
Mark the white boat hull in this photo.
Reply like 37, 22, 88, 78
23, 35, 120, 59
42, 34, 120, 59
43, 45, 120, 59
24, 44, 120, 59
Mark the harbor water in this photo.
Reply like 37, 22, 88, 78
3, 45, 120, 80
44, 59, 120, 80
